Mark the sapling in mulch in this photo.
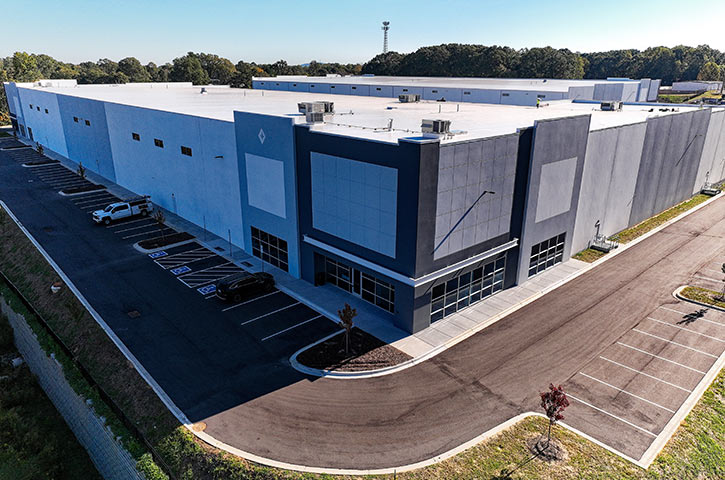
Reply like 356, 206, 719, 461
718, 263, 725, 301
152, 209, 166, 241
537, 383, 569, 457
36, 143, 44, 155
77, 162, 86, 179
337, 303, 357, 356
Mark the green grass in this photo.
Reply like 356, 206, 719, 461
572, 248, 607, 263
681, 286, 725, 309
611, 193, 711, 244
0, 311, 102, 480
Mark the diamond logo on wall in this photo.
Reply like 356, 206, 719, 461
258, 128, 266, 144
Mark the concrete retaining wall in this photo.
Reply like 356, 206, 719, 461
0, 296, 145, 480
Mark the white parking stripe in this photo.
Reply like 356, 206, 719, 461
262, 315, 323, 341
105, 218, 149, 228
645, 317, 725, 343
240, 302, 300, 326
74, 195, 115, 205
658, 306, 725, 327
598, 356, 691, 393
577, 372, 676, 413
693, 274, 723, 284
567, 393, 658, 438
616, 342, 707, 374
121, 228, 173, 240
632, 328, 718, 358
221, 290, 282, 312
114, 223, 158, 234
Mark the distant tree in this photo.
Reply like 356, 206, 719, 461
517, 47, 586, 79
118, 57, 151, 82
698, 61, 722, 81
337, 303, 357, 356
362, 51, 404, 76
195, 53, 237, 85
76, 61, 105, 84
233, 61, 265, 88
169, 53, 209, 85
540, 384, 569, 449
11, 52, 41, 82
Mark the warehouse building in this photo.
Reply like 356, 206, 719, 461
4, 79, 724, 333
252, 75, 662, 106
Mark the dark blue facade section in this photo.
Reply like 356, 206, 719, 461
57, 94, 116, 181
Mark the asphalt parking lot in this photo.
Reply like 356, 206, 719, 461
563, 301, 725, 459
0, 139, 340, 421
147, 240, 334, 345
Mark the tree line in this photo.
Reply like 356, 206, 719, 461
2, 44, 725, 123
363, 44, 725, 84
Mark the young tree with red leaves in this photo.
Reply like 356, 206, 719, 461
540, 383, 569, 448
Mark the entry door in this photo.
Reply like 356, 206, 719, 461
352, 269, 362, 297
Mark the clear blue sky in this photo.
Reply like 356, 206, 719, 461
4, 0, 723, 65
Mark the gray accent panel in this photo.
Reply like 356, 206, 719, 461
629, 110, 710, 226
518, 115, 590, 283
535, 157, 577, 222
694, 110, 725, 192
433, 135, 516, 259
571, 123, 646, 253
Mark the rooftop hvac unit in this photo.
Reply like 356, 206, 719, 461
601, 101, 623, 111
306, 111, 327, 123
298, 101, 335, 114
398, 94, 421, 103
421, 119, 451, 134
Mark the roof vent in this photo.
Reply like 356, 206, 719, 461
600, 101, 622, 111
421, 119, 451, 135
200, 87, 208, 94
398, 94, 421, 103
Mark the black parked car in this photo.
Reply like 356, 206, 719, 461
215, 272, 275, 302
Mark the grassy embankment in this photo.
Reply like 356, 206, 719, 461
2, 198, 725, 479
574, 192, 712, 262
0, 305, 101, 480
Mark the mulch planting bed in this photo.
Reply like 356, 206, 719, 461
138, 231, 194, 249
60, 184, 105, 194
297, 327, 412, 372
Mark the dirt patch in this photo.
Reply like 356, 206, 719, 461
138, 231, 194, 249
296, 327, 411, 372
60, 184, 105, 194
527, 435, 568, 462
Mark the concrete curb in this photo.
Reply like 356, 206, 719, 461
132, 238, 197, 255
21, 161, 60, 168
673, 285, 725, 313
58, 186, 107, 197
290, 191, 723, 380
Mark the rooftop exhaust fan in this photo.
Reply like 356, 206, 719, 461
398, 94, 421, 103
600, 101, 622, 111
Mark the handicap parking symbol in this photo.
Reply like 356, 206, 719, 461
197, 284, 217, 295
149, 251, 168, 259
170, 265, 191, 275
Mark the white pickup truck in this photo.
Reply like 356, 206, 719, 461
92, 195, 153, 225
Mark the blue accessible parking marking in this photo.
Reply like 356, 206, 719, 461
149, 251, 168, 259
170, 265, 192, 275
197, 284, 217, 295
196, 284, 216, 295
